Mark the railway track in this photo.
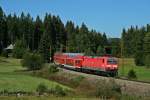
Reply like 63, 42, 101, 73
116, 77, 150, 84
58, 64, 150, 84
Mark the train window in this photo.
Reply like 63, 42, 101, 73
75, 60, 80, 64
107, 58, 117, 64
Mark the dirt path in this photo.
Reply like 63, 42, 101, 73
59, 67, 150, 96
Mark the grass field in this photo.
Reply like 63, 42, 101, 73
0, 57, 23, 72
0, 57, 71, 92
118, 58, 150, 82
0, 57, 149, 100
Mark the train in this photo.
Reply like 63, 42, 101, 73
53, 52, 118, 77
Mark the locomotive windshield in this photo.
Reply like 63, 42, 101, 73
107, 58, 117, 64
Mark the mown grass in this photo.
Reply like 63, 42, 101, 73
0, 57, 71, 93
118, 58, 150, 82
0, 57, 23, 72
0, 72, 70, 92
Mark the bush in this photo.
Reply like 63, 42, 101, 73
36, 83, 48, 95
70, 75, 85, 87
54, 85, 66, 96
36, 64, 59, 78
36, 83, 67, 96
95, 80, 121, 99
128, 69, 137, 79
144, 54, 150, 68
47, 85, 67, 96
12, 40, 26, 59
21, 52, 44, 70
49, 64, 59, 74
110, 79, 121, 93
134, 53, 144, 66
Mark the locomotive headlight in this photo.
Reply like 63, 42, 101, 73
113, 65, 118, 70
113, 65, 117, 67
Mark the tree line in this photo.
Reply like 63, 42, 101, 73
0, 6, 149, 67
121, 25, 150, 67
0, 7, 120, 63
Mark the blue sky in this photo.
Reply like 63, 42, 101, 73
0, 0, 150, 37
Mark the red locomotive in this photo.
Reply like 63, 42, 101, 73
54, 52, 118, 76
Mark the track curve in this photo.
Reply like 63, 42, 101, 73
57, 65, 150, 97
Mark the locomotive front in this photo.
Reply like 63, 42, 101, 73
105, 57, 118, 76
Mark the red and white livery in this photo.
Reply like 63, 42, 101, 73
54, 52, 118, 76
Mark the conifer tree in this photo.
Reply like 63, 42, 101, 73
38, 31, 50, 63
0, 7, 8, 53
144, 32, 150, 67
33, 16, 43, 50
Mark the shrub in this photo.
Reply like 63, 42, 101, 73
47, 85, 67, 96
134, 53, 144, 66
95, 80, 121, 99
38, 66, 50, 78
21, 52, 44, 70
37, 64, 59, 78
36, 83, 48, 95
110, 79, 121, 93
12, 40, 26, 59
95, 84, 112, 98
54, 85, 66, 96
144, 54, 150, 68
70, 75, 85, 87
128, 69, 137, 79
49, 64, 59, 74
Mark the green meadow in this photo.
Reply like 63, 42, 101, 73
118, 58, 150, 82
0, 57, 71, 92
